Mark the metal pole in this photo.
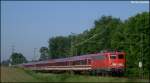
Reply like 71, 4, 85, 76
33, 48, 37, 61
140, 33, 143, 79
70, 32, 76, 56
9, 45, 15, 66
33, 48, 37, 70
71, 37, 73, 56
12, 45, 15, 54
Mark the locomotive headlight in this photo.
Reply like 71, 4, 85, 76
118, 63, 124, 66
112, 63, 117, 66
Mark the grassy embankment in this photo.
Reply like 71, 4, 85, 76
1, 66, 149, 82
1, 66, 41, 82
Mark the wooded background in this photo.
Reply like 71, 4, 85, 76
47, 12, 149, 77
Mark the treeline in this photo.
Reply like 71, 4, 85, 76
40, 12, 149, 77
1, 52, 27, 66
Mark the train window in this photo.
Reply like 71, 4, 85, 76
80, 60, 86, 65
88, 59, 91, 64
118, 54, 124, 59
73, 61, 76, 65
110, 55, 116, 59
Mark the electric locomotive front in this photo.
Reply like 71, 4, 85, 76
90, 51, 126, 74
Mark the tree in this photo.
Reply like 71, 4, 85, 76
39, 47, 49, 60
122, 12, 150, 77
48, 36, 71, 59
110, 12, 149, 77
1, 59, 10, 66
10, 52, 27, 65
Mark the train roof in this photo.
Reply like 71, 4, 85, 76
22, 51, 125, 65
51, 53, 99, 62
23, 53, 101, 65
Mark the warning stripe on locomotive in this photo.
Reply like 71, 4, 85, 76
30, 65, 92, 70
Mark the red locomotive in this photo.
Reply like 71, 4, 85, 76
18, 51, 126, 75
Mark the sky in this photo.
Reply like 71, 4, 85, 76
1, 1, 149, 61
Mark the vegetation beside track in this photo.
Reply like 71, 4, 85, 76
30, 73, 149, 82
1, 66, 149, 82
23, 67, 150, 82
1, 66, 41, 82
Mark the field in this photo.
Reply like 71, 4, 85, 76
1, 66, 149, 82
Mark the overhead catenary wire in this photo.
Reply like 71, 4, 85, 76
73, 28, 107, 47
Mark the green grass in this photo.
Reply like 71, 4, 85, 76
1, 66, 149, 82
23, 68, 149, 82
1, 66, 42, 82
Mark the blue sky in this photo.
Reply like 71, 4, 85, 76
1, 1, 149, 61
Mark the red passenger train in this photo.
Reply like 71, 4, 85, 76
18, 51, 126, 75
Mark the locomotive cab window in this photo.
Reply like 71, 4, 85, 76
110, 55, 116, 59
118, 54, 124, 59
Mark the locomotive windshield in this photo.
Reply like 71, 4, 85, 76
110, 55, 116, 59
118, 54, 124, 59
